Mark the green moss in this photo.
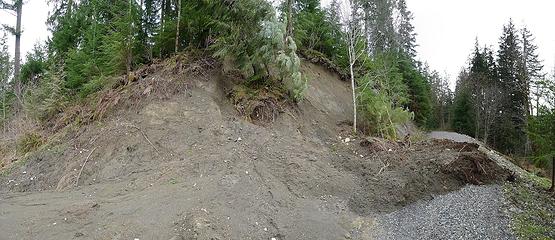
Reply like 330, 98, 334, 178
526, 173, 552, 189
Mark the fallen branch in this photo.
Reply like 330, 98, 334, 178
474, 158, 487, 175
122, 123, 160, 154
75, 147, 97, 187
377, 160, 390, 175
458, 144, 468, 153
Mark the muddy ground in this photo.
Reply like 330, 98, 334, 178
0, 61, 515, 239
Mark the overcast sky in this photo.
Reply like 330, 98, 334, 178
2, 0, 555, 89
408, 0, 555, 88
0, 0, 49, 59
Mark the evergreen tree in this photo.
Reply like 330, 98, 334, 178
0, 33, 13, 129
427, 69, 452, 130
521, 26, 544, 115
395, 0, 417, 58
397, 54, 433, 127
0, 33, 11, 86
361, 0, 397, 56
496, 20, 527, 154
142, 0, 161, 60
452, 69, 476, 136
324, 0, 349, 69
357, 53, 412, 139
20, 43, 47, 85
452, 90, 475, 137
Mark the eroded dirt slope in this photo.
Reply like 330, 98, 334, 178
0, 61, 514, 240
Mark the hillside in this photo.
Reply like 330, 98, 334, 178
1, 58, 550, 240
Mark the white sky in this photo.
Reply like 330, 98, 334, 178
2, 0, 555, 89
322, 0, 555, 89
0, 0, 50, 60
408, 0, 555, 89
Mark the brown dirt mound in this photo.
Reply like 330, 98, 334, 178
359, 137, 405, 153
443, 147, 513, 185
341, 138, 512, 214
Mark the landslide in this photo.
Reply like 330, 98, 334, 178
0, 55, 513, 240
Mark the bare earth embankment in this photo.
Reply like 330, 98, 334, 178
0, 60, 547, 239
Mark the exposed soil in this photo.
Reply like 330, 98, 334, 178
0, 60, 516, 239
337, 138, 511, 215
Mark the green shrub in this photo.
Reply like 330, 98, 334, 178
24, 64, 66, 121
16, 132, 44, 155
359, 89, 413, 139
79, 76, 112, 98
357, 53, 413, 140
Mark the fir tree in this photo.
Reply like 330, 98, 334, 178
496, 20, 527, 154
395, 0, 417, 58
0, 33, 13, 130
362, 0, 397, 55
521, 26, 544, 115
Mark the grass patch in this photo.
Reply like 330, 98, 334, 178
0, 156, 28, 177
504, 180, 555, 240
513, 213, 552, 240
16, 132, 44, 155
526, 173, 552, 190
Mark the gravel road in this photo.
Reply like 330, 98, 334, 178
429, 131, 479, 144
372, 184, 515, 240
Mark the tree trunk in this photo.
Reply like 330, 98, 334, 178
285, 0, 293, 42
2, 91, 5, 133
67, 0, 73, 15
535, 86, 540, 116
474, 108, 480, 139
550, 156, 554, 192
483, 123, 489, 145
159, 0, 165, 58
348, 38, 357, 134
14, 0, 22, 104
126, 0, 133, 76
175, 0, 181, 53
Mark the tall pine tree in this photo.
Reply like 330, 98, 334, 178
521, 26, 544, 115
496, 20, 527, 154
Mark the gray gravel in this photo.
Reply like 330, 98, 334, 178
429, 131, 479, 144
373, 184, 515, 240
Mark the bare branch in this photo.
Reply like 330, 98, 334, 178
0, 1, 15, 11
